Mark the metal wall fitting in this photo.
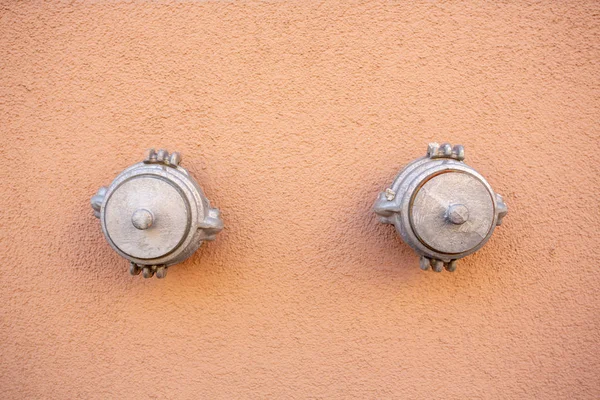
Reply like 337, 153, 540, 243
373, 143, 507, 272
91, 149, 223, 279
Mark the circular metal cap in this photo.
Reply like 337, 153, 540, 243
92, 149, 224, 278
409, 171, 495, 254
103, 175, 191, 260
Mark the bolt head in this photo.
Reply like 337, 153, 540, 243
131, 209, 154, 230
447, 204, 469, 225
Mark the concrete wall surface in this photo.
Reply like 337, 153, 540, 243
1, 1, 599, 399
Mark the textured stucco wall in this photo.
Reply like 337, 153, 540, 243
1, 1, 599, 398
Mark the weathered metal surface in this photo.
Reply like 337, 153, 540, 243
374, 143, 507, 272
91, 149, 223, 279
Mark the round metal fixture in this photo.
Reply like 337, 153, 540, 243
373, 143, 507, 272
91, 149, 223, 279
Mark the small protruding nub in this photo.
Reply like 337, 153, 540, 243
431, 259, 444, 272
453, 145, 465, 161
440, 143, 452, 157
169, 152, 181, 166
131, 209, 154, 230
129, 262, 142, 276
155, 266, 168, 279
144, 148, 157, 163
143, 148, 181, 168
156, 149, 169, 163
426, 142, 465, 161
422, 256, 456, 272
495, 193, 508, 226
142, 266, 154, 279
91, 186, 107, 218
445, 260, 458, 272
447, 204, 469, 225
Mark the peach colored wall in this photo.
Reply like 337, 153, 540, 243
1, 1, 599, 399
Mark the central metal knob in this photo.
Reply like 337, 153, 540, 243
131, 209, 154, 230
447, 204, 469, 225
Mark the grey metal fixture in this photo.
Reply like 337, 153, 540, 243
374, 143, 507, 272
91, 149, 223, 279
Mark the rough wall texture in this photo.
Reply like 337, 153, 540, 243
1, 1, 599, 399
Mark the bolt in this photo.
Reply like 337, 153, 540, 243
447, 204, 469, 225
131, 209, 154, 230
